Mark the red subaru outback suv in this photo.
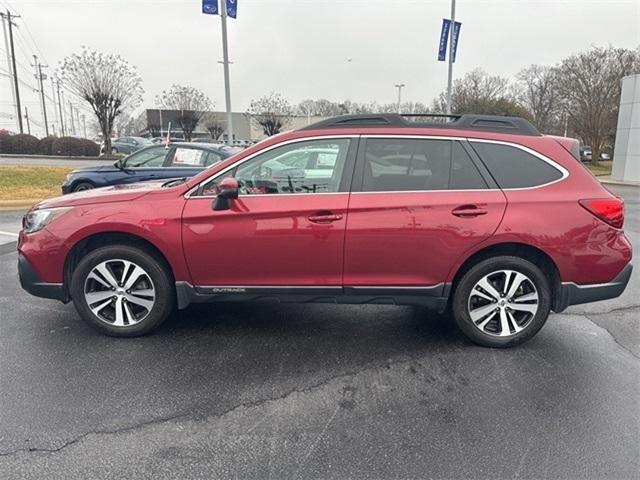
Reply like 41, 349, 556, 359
18, 114, 632, 347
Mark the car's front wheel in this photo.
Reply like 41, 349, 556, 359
70, 245, 174, 336
72, 181, 94, 192
452, 256, 551, 348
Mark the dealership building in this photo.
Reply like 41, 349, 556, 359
134, 109, 328, 143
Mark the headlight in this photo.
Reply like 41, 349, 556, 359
22, 207, 73, 234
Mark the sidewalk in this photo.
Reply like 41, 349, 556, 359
597, 175, 640, 187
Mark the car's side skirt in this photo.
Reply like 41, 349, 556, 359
175, 282, 450, 312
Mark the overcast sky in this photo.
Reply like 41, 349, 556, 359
1, 0, 639, 135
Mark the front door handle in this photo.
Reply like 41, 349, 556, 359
451, 205, 488, 218
308, 212, 343, 223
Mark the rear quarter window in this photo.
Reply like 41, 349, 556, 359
470, 142, 564, 188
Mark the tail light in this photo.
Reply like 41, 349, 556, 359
579, 198, 624, 228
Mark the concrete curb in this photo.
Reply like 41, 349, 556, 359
0, 154, 119, 161
598, 178, 640, 187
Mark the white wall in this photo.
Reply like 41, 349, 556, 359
612, 74, 640, 182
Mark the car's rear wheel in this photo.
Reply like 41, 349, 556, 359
70, 245, 174, 336
452, 256, 551, 348
72, 181, 94, 192
111, 147, 118, 154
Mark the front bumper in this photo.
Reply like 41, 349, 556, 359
18, 253, 69, 303
555, 263, 633, 312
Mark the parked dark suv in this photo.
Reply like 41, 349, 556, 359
18, 114, 632, 347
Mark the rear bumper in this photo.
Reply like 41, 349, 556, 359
18, 253, 69, 303
555, 263, 632, 312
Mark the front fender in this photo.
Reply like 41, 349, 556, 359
41, 196, 190, 283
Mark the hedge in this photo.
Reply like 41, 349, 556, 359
81, 138, 100, 157
0, 131, 11, 153
52, 136, 85, 156
0, 133, 40, 154
39, 135, 58, 155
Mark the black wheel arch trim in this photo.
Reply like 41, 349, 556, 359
18, 253, 70, 303
554, 263, 632, 312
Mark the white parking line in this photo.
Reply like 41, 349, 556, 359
0, 230, 19, 237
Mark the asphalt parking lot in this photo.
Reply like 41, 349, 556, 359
0, 185, 638, 479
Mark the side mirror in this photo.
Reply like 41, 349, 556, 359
114, 159, 124, 169
212, 177, 239, 211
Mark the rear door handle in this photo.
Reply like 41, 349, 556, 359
451, 205, 488, 218
308, 212, 343, 223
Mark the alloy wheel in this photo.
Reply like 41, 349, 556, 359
467, 269, 539, 337
83, 259, 156, 327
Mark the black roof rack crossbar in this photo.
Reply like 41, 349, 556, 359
300, 113, 541, 136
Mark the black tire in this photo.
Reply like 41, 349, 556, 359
70, 245, 174, 337
72, 181, 95, 192
111, 147, 118, 154
452, 256, 551, 348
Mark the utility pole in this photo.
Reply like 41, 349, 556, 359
32, 55, 49, 136
1, 10, 22, 132
74, 105, 81, 136
395, 84, 405, 114
56, 80, 65, 136
50, 77, 59, 132
445, 0, 456, 115
219, 0, 234, 145
1, 12, 19, 132
24, 106, 30, 134
68, 100, 75, 135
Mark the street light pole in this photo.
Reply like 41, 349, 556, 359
220, 1, 234, 146
445, 0, 456, 115
395, 84, 405, 114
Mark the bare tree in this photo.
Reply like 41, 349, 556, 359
516, 65, 562, 133
113, 109, 138, 137
431, 68, 509, 113
156, 85, 212, 141
202, 112, 225, 141
430, 68, 533, 119
59, 47, 143, 154
556, 46, 639, 165
246, 93, 292, 137
296, 99, 344, 117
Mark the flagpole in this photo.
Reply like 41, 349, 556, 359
220, 1, 234, 146
446, 0, 456, 115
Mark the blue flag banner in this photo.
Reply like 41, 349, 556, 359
226, 0, 237, 18
438, 19, 451, 61
202, 0, 218, 15
451, 21, 462, 63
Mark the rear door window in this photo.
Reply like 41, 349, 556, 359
362, 139, 451, 191
471, 141, 563, 188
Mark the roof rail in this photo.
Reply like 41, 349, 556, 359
299, 113, 541, 136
